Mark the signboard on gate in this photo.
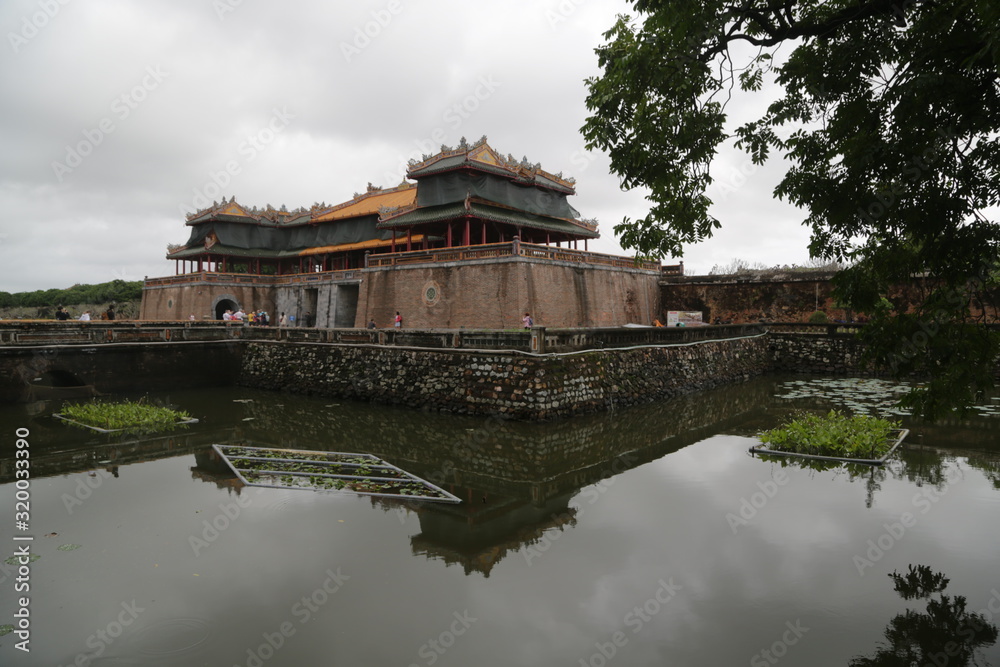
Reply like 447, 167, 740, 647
666, 311, 703, 325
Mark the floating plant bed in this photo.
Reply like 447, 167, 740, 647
54, 414, 199, 434
750, 427, 909, 465
213, 444, 461, 503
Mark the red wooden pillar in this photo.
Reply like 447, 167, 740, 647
406, 228, 412, 251
464, 218, 470, 246
391, 232, 396, 253
446, 222, 452, 247
481, 221, 487, 245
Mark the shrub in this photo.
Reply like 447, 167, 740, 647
808, 310, 829, 324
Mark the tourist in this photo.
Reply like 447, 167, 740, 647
106, 304, 116, 320
522, 312, 533, 329
189, 314, 196, 321
394, 312, 402, 328
259, 310, 269, 326
279, 312, 287, 326
234, 308, 245, 322
367, 319, 376, 329
222, 309, 233, 321
78, 310, 91, 321
55, 306, 70, 321
304, 311, 315, 327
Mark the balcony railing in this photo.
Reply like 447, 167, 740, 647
367, 241, 661, 271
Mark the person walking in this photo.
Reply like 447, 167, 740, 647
522, 312, 533, 329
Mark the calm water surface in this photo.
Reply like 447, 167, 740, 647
1, 376, 998, 666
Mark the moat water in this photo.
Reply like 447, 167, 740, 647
1, 376, 999, 666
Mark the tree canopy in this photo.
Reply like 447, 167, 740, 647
0, 280, 142, 310
583, 0, 1000, 418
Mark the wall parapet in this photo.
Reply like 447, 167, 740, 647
0, 321, 765, 354
238, 335, 771, 419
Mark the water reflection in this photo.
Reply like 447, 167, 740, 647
850, 565, 999, 666
2, 376, 1000, 666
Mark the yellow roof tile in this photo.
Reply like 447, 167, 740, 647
313, 185, 416, 222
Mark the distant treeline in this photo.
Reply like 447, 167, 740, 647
0, 279, 143, 308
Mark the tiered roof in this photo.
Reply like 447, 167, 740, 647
167, 139, 599, 261
405, 136, 577, 194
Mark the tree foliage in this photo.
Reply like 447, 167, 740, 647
582, 0, 1000, 418
0, 280, 142, 309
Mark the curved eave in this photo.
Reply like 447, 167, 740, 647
408, 162, 575, 195
376, 203, 599, 239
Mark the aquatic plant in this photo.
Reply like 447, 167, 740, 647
60, 399, 191, 432
759, 410, 900, 459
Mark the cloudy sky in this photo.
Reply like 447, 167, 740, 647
0, 0, 813, 294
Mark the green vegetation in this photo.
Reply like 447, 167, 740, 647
60, 399, 192, 432
759, 410, 900, 460
0, 279, 141, 309
808, 311, 829, 324
582, 1, 1000, 419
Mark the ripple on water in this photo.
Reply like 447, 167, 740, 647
129, 617, 212, 656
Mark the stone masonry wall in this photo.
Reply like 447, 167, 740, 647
769, 333, 872, 375
238, 335, 770, 420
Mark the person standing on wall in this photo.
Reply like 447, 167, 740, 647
394, 312, 402, 328
522, 312, 533, 329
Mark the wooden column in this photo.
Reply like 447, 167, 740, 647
406, 228, 412, 251
464, 218, 470, 246
446, 222, 452, 247
481, 221, 487, 245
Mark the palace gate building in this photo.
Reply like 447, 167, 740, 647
140, 138, 664, 328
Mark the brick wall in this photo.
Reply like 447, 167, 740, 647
358, 257, 660, 329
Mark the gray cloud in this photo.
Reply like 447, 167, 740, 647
0, 0, 812, 293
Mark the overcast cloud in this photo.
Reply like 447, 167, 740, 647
0, 0, 813, 293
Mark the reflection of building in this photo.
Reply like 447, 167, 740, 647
141, 138, 663, 328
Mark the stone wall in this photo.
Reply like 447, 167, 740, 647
357, 257, 661, 329
238, 334, 770, 419
141, 280, 276, 321
661, 274, 847, 324
769, 333, 871, 375
0, 340, 243, 403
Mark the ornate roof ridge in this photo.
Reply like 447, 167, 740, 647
405, 136, 577, 190
313, 180, 414, 218
185, 195, 317, 223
